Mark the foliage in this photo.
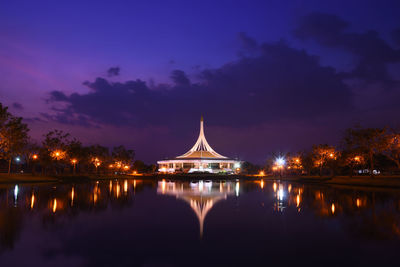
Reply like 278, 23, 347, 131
344, 127, 387, 176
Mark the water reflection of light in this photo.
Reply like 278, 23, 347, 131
109, 180, 113, 194
356, 198, 360, 207
161, 179, 166, 194
71, 187, 75, 206
124, 180, 128, 193
331, 203, 335, 214
14, 185, 19, 206
133, 179, 136, 189
53, 198, 57, 213
205, 180, 212, 191
288, 184, 292, 193
260, 180, 264, 189
296, 194, 300, 207
199, 181, 204, 192
273, 182, 277, 192
116, 183, 120, 198
235, 181, 240, 197
277, 189, 284, 201
156, 180, 233, 238
31, 193, 35, 209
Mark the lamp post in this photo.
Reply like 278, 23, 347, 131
32, 154, 38, 175
71, 159, 77, 175
275, 157, 285, 178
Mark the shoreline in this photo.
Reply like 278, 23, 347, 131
2, 173, 400, 190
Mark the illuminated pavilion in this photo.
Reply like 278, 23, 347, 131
157, 116, 241, 174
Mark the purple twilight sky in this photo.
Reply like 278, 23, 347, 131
1, 0, 400, 164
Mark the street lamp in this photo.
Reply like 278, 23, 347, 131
275, 157, 285, 178
71, 159, 77, 174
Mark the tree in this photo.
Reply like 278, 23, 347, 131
88, 144, 109, 174
312, 144, 337, 176
383, 131, 400, 170
241, 161, 261, 175
112, 145, 134, 164
42, 130, 71, 174
0, 116, 29, 174
111, 145, 134, 173
66, 139, 87, 174
344, 127, 387, 177
340, 150, 365, 177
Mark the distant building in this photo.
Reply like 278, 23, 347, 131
157, 116, 241, 173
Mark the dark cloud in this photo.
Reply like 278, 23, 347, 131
170, 69, 190, 86
293, 12, 400, 87
107, 67, 120, 77
392, 28, 400, 46
47, 40, 353, 129
238, 32, 258, 51
12, 102, 23, 110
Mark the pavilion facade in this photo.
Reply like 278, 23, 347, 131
157, 116, 241, 174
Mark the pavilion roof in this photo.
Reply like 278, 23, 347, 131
176, 116, 227, 159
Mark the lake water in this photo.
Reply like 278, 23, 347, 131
0, 178, 400, 267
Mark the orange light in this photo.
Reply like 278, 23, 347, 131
288, 184, 292, 193
31, 193, 35, 209
53, 199, 57, 213
109, 164, 114, 168
96, 162, 100, 166
354, 156, 360, 162
133, 170, 137, 175
260, 179, 264, 189
71, 187, 75, 206
32, 154, 38, 160
356, 198, 360, 207
273, 182, 277, 192
124, 180, 128, 193
296, 194, 300, 207
55, 152, 60, 157
124, 165, 129, 170
162, 179, 166, 194
71, 159, 77, 164
331, 203, 335, 214
116, 183, 120, 198
295, 158, 300, 163
259, 171, 265, 176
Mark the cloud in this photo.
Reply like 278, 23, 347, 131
12, 102, 23, 110
293, 12, 400, 88
238, 32, 258, 52
107, 66, 120, 77
392, 28, 400, 46
170, 69, 190, 86
46, 40, 353, 130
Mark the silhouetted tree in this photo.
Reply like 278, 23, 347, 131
0, 115, 29, 174
344, 128, 387, 177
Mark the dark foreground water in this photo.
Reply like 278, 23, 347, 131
0, 178, 400, 267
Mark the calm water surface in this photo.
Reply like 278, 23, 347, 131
0, 178, 400, 267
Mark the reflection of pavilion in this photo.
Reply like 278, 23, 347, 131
157, 180, 236, 237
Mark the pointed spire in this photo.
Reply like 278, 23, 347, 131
176, 116, 227, 159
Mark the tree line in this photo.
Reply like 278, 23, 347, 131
241, 127, 400, 177
0, 103, 155, 175
264, 127, 400, 177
